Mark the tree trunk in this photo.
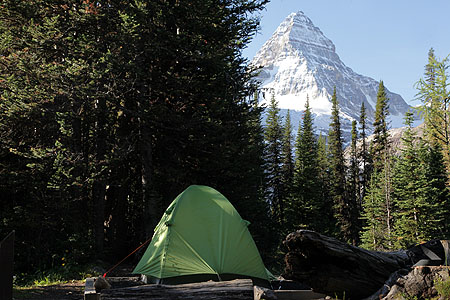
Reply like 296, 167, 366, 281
93, 97, 107, 253
139, 123, 161, 238
99, 279, 253, 300
284, 230, 450, 299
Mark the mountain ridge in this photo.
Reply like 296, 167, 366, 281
251, 11, 411, 138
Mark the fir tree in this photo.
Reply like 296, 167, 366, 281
281, 110, 294, 205
420, 142, 450, 239
317, 134, 335, 235
391, 110, 450, 247
328, 88, 353, 242
264, 94, 284, 225
292, 97, 322, 232
360, 170, 389, 250
391, 111, 430, 248
371, 81, 390, 171
0, 0, 271, 272
367, 81, 393, 247
359, 102, 370, 202
348, 120, 361, 243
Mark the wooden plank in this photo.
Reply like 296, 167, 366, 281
84, 277, 100, 300
101, 279, 253, 300
0, 231, 14, 300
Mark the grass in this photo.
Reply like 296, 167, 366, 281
12, 279, 86, 299
434, 277, 450, 299
12, 263, 100, 300
14, 262, 103, 287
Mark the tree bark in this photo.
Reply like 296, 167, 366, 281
283, 230, 411, 299
93, 97, 107, 253
100, 279, 253, 300
284, 230, 450, 299
139, 122, 161, 238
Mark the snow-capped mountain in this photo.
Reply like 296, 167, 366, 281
251, 11, 411, 139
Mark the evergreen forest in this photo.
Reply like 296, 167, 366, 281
1, 0, 450, 280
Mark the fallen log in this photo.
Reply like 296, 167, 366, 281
100, 279, 253, 300
283, 230, 449, 299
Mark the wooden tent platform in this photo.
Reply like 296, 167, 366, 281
84, 277, 326, 300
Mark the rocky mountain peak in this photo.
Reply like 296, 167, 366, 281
287, 11, 335, 52
253, 11, 335, 67
251, 11, 412, 139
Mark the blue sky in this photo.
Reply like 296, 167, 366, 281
243, 0, 450, 105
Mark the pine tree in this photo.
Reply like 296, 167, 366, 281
317, 134, 335, 236
366, 80, 393, 248
281, 110, 294, 206
360, 169, 389, 250
391, 110, 450, 247
348, 120, 361, 244
292, 97, 322, 233
264, 94, 284, 225
371, 81, 390, 171
0, 0, 271, 272
391, 111, 430, 248
420, 142, 450, 239
359, 102, 370, 202
240, 90, 274, 263
416, 49, 450, 180
328, 88, 353, 242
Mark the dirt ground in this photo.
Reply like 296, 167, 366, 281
13, 265, 136, 299
13, 280, 85, 300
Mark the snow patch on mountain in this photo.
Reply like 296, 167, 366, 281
252, 11, 412, 140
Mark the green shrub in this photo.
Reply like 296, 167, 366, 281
435, 277, 450, 299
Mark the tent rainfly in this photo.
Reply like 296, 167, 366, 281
133, 185, 271, 285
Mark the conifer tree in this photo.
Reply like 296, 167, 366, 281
292, 97, 322, 232
359, 102, 370, 201
328, 88, 353, 242
317, 134, 335, 235
417, 48, 442, 146
264, 94, 284, 225
391, 111, 430, 248
416, 50, 450, 180
349, 121, 359, 203
365, 81, 393, 248
391, 110, 450, 247
371, 81, 390, 171
420, 142, 450, 239
360, 169, 389, 250
279, 109, 294, 235
281, 110, 294, 205
0, 0, 271, 272
349, 120, 361, 243
243, 90, 274, 261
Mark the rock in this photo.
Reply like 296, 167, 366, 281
365, 266, 450, 300
94, 276, 111, 291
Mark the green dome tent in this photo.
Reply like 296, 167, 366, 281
132, 185, 271, 285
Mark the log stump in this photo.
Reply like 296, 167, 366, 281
283, 230, 449, 299
283, 230, 410, 299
